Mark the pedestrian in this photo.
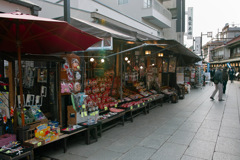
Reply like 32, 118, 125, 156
228, 68, 235, 83
210, 66, 224, 101
210, 68, 215, 86
222, 67, 228, 94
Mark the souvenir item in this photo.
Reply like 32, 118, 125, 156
71, 59, 80, 71
74, 82, 81, 92
68, 83, 74, 92
61, 82, 70, 93
67, 69, 74, 81
75, 71, 81, 80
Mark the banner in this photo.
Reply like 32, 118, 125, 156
194, 37, 201, 55
227, 62, 231, 68
187, 7, 193, 39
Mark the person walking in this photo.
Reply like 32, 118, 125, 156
210, 68, 215, 86
228, 68, 235, 83
222, 67, 228, 94
210, 66, 224, 101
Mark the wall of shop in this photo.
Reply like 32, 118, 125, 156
30, 0, 159, 38
0, 1, 31, 14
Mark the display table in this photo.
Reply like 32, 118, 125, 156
24, 127, 87, 154
147, 94, 164, 113
124, 102, 148, 122
0, 149, 34, 160
79, 123, 100, 145
98, 111, 125, 137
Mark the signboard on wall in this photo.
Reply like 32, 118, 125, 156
187, 7, 193, 39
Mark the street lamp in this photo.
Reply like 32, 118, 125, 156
201, 32, 212, 57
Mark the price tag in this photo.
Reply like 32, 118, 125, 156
84, 111, 87, 116
82, 105, 86, 109
3, 86, 6, 90
115, 104, 117, 108
37, 142, 42, 147
95, 111, 99, 115
81, 112, 84, 117
138, 104, 140, 108
92, 112, 95, 116
143, 103, 145, 105
130, 106, 133, 110
5, 150, 11, 154
104, 107, 108, 111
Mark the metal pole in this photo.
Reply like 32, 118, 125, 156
64, 0, 70, 23
120, 46, 123, 99
201, 32, 203, 58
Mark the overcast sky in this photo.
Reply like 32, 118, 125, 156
184, 0, 240, 47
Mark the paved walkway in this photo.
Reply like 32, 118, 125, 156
41, 81, 240, 160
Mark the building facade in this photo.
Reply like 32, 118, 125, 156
0, 0, 41, 15
28, 0, 184, 44
204, 24, 240, 70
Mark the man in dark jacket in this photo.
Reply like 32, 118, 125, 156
210, 66, 224, 101
228, 68, 235, 83
222, 67, 228, 94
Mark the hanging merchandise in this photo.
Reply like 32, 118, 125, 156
74, 82, 81, 92
62, 58, 70, 71
71, 59, 80, 71
37, 69, 47, 83
67, 69, 74, 81
68, 82, 74, 92
75, 71, 81, 80
61, 82, 70, 94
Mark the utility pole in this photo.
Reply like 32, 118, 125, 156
64, 0, 70, 23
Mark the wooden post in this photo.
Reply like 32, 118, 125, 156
8, 61, 17, 131
57, 63, 62, 126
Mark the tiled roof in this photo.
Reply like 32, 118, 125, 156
226, 35, 240, 45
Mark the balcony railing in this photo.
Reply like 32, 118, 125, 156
152, 0, 172, 20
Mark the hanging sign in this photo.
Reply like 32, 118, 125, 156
194, 37, 201, 55
187, 7, 193, 39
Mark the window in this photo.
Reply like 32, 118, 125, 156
118, 0, 128, 5
143, 0, 152, 8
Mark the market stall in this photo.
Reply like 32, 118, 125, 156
0, 11, 101, 159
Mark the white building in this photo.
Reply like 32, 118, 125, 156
28, 0, 185, 43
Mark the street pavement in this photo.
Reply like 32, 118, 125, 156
40, 81, 240, 160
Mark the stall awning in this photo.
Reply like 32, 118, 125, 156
55, 17, 136, 41
144, 39, 201, 65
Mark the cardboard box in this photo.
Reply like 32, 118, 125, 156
67, 105, 86, 125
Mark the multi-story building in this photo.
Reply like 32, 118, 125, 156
28, 0, 185, 44
203, 23, 240, 69
203, 23, 240, 63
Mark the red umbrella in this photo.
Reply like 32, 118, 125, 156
0, 11, 101, 126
